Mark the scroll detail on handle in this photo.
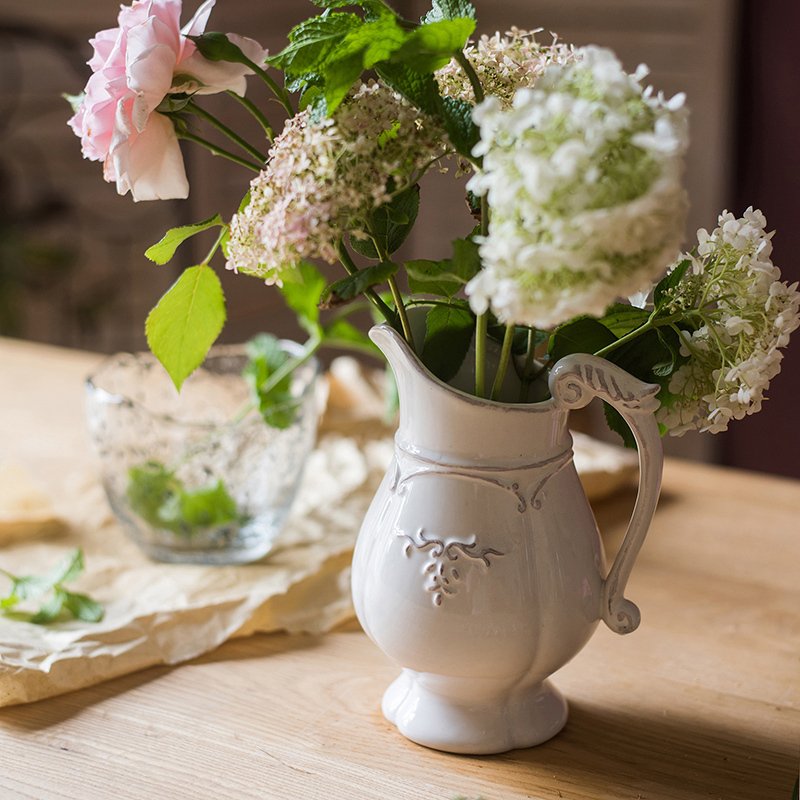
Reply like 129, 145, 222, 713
549, 354, 664, 635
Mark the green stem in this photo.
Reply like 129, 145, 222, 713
518, 328, 537, 402
186, 101, 267, 164
336, 240, 395, 322
226, 90, 275, 141
490, 324, 515, 401
455, 50, 484, 103
202, 228, 228, 265
259, 333, 322, 399
242, 57, 294, 117
474, 312, 488, 398
369, 235, 414, 349
177, 130, 262, 172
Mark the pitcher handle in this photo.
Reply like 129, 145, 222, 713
549, 354, 663, 635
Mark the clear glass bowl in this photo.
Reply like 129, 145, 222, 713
85, 342, 320, 564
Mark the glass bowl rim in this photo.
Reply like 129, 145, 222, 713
85, 340, 320, 431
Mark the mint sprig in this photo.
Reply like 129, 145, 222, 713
0, 549, 104, 625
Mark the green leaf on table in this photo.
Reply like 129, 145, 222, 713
653, 258, 691, 309
390, 18, 475, 73
548, 317, 617, 363
145, 265, 227, 391
351, 185, 420, 259
0, 548, 104, 625
421, 303, 474, 382
421, 0, 476, 23
243, 333, 300, 429
144, 215, 224, 266
279, 260, 327, 335
320, 261, 398, 309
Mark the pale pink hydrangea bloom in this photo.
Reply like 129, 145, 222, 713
656, 208, 800, 435
68, 0, 265, 201
226, 81, 448, 283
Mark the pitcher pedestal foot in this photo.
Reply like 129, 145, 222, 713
382, 669, 568, 755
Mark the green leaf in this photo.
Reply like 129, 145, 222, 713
269, 12, 362, 74
158, 481, 239, 533
439, 96, 480, 159
322, 318, 378, 354
61, 591, 104, 623
320, 261, 398, 309
243, 334, 299, 429
376, 63, 440, 116
145, 215, 224, 266
127, 462, 182, 530
548, 317, 617, 363
351, 185, 420, 258
653, 258, 691, 309
406, 237, 480, 298
421, 304, 474, 382
603, 403, 637, 450
451, 237, 481, 284
188, 32, 255, 65
29, 589, 67, 625
421, 0, 476, 23
391, 18, 475, 73
145, 265, 227, 391
600, 304, 650, 338
279, 260, 327, 335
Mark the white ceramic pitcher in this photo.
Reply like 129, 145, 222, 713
351, 322, 663, 755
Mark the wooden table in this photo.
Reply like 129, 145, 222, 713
0, 337, 798, 800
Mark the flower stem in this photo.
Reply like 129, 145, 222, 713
455, 51, 484, 103
226, 90, 275, 141
176, 129, 262, 172
242, 57, 294, 117
387, 275, 414, 348
186, 101, 267, 164
490, 324, 515, 401
474, 312, 488, 397
202, 228, 228, 265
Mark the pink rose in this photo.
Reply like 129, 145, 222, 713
69, 0, 266, 201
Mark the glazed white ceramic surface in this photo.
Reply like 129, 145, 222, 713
351, 323, 664, 755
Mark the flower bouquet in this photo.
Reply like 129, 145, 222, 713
67, 0, 799, 440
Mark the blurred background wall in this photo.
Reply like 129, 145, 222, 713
0, 0, 798, 477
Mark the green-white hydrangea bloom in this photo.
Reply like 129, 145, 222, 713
466, 46, 689, 329
656, 208, 800, 435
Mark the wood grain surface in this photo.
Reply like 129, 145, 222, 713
0, 338, 798, 800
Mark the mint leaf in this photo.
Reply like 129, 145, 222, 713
145, 265, 227, 391
269, 12, 361, 74
351, 185, 420, 258
127, 462, 182, 529
144, 215, 224, 266
279, 260, 326, 335
376, 63, 440, 116
29, 589, 67, 625
421, 0, 476, 23
243, 333, 299, 429
320, 261, 398, 309
548, 317, 617, 363
158, 480, 239, 533
61, 591, 104, 623
438, 96, 480, 159
391, 18, 475, 73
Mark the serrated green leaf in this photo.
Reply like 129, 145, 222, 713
653, 258, 691, 309
279, 260, 326, 335
158, 480, 239, 533
145, 215, 224, 266
421, 0, 476, 23
61, 591, 104, 623
603, 403, 637, 449
320, 261, 398, 309
145, 265, 227, 391
407, 259, 461, 297
391, 18, 475, 73
421, 304, 474, 382
548, 317, 617, 363
376, 63, 440, 115
438, 96, 480, 159
269, 12, 362, 74
351, 185, 420, 258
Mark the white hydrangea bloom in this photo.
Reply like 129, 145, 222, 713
656, 208, 800, 436
226, 81, 447, 284
466, 46, 689, 328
